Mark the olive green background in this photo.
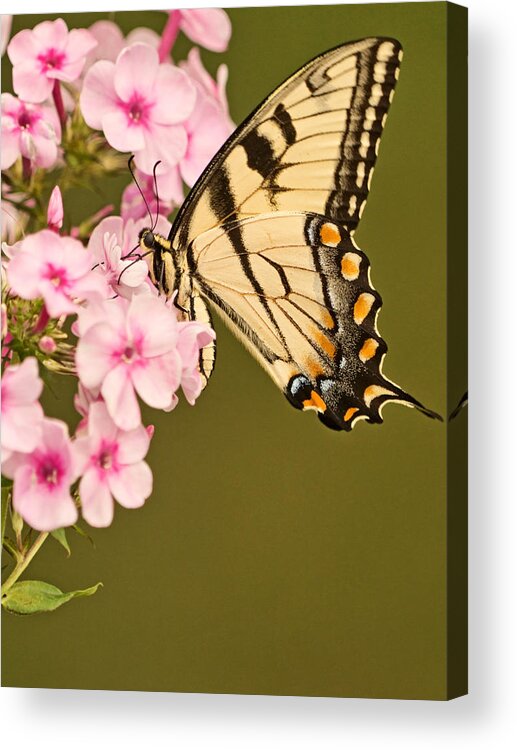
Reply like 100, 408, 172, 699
1, 3, 467, 699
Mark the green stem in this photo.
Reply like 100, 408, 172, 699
1, 531, 48, 596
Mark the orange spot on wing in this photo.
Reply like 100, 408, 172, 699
344, 407, 359, 422
314, 330, 336, 358
359, 338, 379, 362
353, 293, 375, 324
303, 390, 327, 412
364, 385, 395, 408
320, 222, 341, 247
341, 252, 361, 280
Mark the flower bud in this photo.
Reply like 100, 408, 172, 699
39, 335, 57, 354
47, 186, 63, 232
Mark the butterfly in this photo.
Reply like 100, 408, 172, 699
137, 37, 441, 431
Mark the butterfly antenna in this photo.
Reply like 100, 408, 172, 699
128, 155, 154, 228
151, 160, 162, 231
121, 241, 140, 262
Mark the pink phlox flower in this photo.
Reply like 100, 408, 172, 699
73, 401, 152, 528
177, 319, 216, 405
1, 93, 61, 170
91, 230, 150, 299
1, 357, 44, 463
80, 43, 196, 176
87, 214, 169, 296
8, 18, 97, 103
2, 418, 78, 531
7, 230, 109, 318
1, 15, 12, 57
47, 185, 64, 232
75, 294, 182, 431
121, 166, 176, 222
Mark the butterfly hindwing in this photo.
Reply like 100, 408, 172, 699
189, 211, 431, 430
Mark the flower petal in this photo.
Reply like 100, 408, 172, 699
114, 43, 159, 101
65, 28, 97, 65
1, 129, 19, 170
153, 65, 196, 124
108, 461, 152, 508
179, 8, 231, 53
136, 123, 187, 173
79, 468, 114, 528
117, 424, 150, 464
76, 323, 118, 389
126, 294, 178, 357
102, 109, 146, 153
101, 363, 141, 430
131, 351, 181, 409
7, 28, 37, 65
80, 59, 117, 129
12, 60, 53, 103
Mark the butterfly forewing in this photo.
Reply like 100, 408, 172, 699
169, 37, 403, 248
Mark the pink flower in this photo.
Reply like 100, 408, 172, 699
1, 357, 44, 463
159, 9, 231, 59
177, 320, 216, 405
121, 166, 176, 222
73, 402, 152, 527
87, 214, 169, 296
47, 186, 63, 231
7, 230, 108, 317
2, 418, 79, 531
80, 43, 196, 175
8, 18, 97, 103
75, 294, 182, 430
1, 93, 61, 170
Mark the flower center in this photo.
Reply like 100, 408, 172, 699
45, 264, 67, 289
17, 109, 35, 130
39, 48, 66, 71
98, 450, 113, 470
122, 345, 135, 363
37, 459, 61, 487
123, 94, 151, 127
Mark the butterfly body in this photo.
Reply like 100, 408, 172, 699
138, 37, 441, 430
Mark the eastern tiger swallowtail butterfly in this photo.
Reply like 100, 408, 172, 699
137, 37, 441, 431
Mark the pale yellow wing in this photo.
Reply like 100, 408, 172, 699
169, 38, 403, 250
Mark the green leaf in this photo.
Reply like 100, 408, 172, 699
50, 528, 71, 557
2, 580, 102, 615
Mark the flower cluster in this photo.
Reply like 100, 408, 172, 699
3, 207, 215, 532
1, 10, 229, 612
